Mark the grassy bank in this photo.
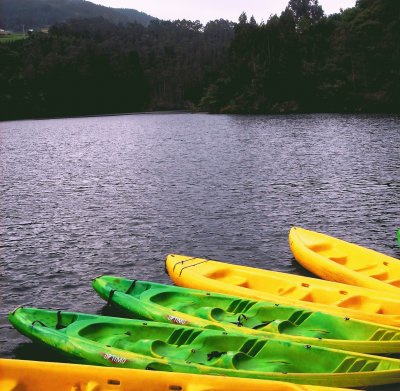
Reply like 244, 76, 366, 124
0, 34, 28, 43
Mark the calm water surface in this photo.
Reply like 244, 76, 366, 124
1, 113, 400, 388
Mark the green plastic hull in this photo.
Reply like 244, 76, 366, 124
92, 276, 400, 354
8, 307, 400, 387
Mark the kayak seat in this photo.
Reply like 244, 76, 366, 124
194, 307, 227, 322
150, 292, 198, 308
328, 255, 348, 265
353, 264, 389, 280
152, 340, 190, 360
276, 287, 317, 301
260, 319, 296, 334
333, 357, 378, 373
196, 351, 237, 369
232, 352, 291, 372
145, 362, 173, 372
92, 334, 124, 346
308, 242, 332, 253
184, 306, 224, 321
185, 347, 232, 365
219, 275, 248, 287
113, 338, 165, 358
309, 243, 349, 265
207, 271, 249, 287
336, 295, 382, 314
113, 338, 189, 360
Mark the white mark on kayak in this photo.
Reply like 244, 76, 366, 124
103, 353, 128, 364
166, 314, 188, 325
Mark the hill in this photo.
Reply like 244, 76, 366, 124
0, 0, 155, 32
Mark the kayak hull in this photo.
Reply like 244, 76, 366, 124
93, 275, 400, 354
165, 254, 400, 327
289, 227, 400, 293
0, 358, 353, 391
8, 307, 400, 387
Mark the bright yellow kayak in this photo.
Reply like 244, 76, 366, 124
0, 359, 354, 391
289, 227, 400, 294
166, 254, 400, 327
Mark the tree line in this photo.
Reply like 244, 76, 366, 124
1, 0, 399, 120
201, 0, 400, 114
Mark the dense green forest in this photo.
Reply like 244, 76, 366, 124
1, 0, 399, 120
0, 0, 154, 31
202, 0, 400, 114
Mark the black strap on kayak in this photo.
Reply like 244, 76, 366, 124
252, 321, 273, 330
107, 289, 116, 306
125, 280, 137, 294
31, 320, 47, 328
179, 260, 209, 277
172, 257, 199, 273
56, 310, 65, 330
230, 313, 248, 327
207, 351, 227, 361
238, 314, 248, 325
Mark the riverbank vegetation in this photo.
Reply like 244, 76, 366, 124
0, 33, 28, 43
0, 0, 399, 120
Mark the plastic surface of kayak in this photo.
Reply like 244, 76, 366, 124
8, 307, 400, 387
93, 275, 400, 354
165, 254, 400, 327
289, 227, 400, 293
1, 359, 352, 391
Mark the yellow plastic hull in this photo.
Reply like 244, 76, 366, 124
289, 227, 400, 293
0, 359, 353, 391
166, 254, 400, 327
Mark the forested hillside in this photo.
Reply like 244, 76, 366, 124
0, 0, 399, 120
0, 18, 234, 119
0, 0, 154, 31
201, 0, 400, 114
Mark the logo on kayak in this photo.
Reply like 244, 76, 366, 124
103, 353, 128, 364
166, 314, 188, 325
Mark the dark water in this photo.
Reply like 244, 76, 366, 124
1, 113, 400, 387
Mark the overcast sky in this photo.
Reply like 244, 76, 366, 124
91, 0, 356, 24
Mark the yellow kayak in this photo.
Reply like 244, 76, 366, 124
0, 359, 354, 391
289, 227, 400, 294
166, 254, 400, 327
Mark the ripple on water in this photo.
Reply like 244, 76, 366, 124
1, 113, 400, 390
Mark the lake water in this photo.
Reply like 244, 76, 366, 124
1, 113, 400, 387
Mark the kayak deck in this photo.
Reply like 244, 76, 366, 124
1, 359, 353, 391
165, 254, 400, 327
93, 275, 400, 354
8, 307, 400, 387
289, 227, 400, 293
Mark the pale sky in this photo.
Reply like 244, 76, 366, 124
91, 0, 356, 24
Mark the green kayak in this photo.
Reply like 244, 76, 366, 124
92, 275, 400, 354
8, 307, 400, 387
